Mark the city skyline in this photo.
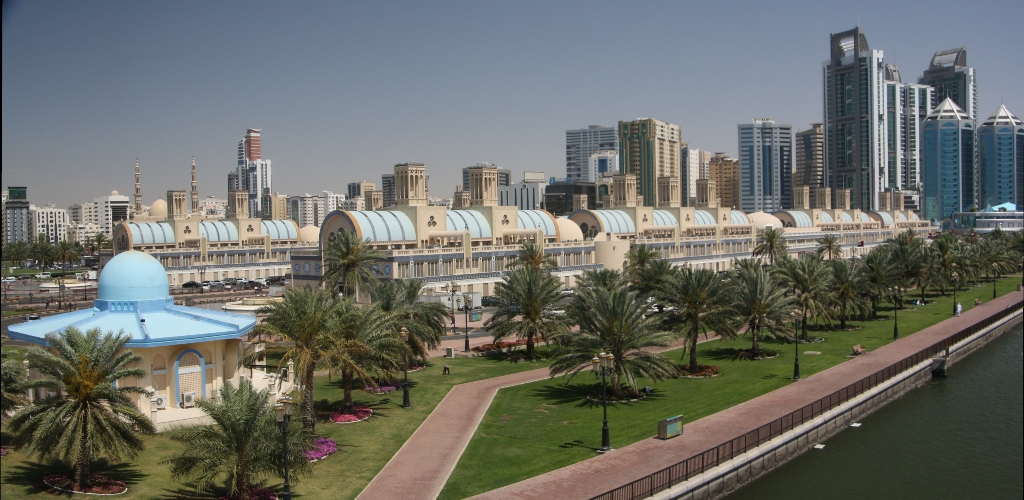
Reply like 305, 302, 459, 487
3, 1, 1022, 207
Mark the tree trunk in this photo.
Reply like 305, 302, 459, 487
801, 313, 808, 341
526, 335, 535, 359
75, 417, 90, 491
303, 364, 316, 431
688, 329, 699, 373
342, 368, 354, 408
840, 304, 847, 329
235, 458, 251, 500
751, 329, 760, 356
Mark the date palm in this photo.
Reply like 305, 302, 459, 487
321, 229, 384, 301
775, 255, 835, 340
54, 240, 81, 307
507, 241, 558, 271
325, 299, 405, 408
659, 268, 738, 372
9, 327, 155, 492
815, 233, 842, 260
252, 287, 341, 430
574, 268, 625, 292
753, 227, 788, 265
829, 258, 870, 329
624, 244, 661, 282
368, 278, 446, 360
732, 268, 794, 356
549, 287, 677, 398
1, 339, 27, 414
486, 267, 567, 359
861, 249, 895, 319
163, 379, 310, 500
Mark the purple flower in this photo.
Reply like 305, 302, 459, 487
302, 437, 338, 461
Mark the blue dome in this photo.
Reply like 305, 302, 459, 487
98, 251, 169, 301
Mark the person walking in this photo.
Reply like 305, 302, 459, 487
955, 302, 962, 317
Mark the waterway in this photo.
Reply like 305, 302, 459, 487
729, 325, 1023, 500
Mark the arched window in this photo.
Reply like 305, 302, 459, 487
174, 350, 206, 407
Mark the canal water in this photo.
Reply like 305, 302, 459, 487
729, 325, 1023, 500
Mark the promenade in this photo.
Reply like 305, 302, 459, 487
359, 290, 1022, 500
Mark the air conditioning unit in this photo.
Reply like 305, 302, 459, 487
152, 395, 168, 410
182, 392, 198, 408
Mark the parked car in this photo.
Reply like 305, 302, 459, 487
480, 296, 499, 307
559, 288, 575, 296
544, 308, 566, 316
34, 272, 52, 279
2, 277, 16, 284
253, 277, 267, 286
181, 281, 202, 289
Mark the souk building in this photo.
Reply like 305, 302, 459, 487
291, 164, 933, 297
8, 250, 291, 431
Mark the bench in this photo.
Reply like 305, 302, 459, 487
852, 344, 866, 355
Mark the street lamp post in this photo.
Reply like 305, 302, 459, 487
952, 271, 959, 316
889, 286, 903, 340
448, 281, 458, 335
400, 326, 411, 408
592, 352, 614, 452
791, 313, 801, 381
273, 396, 294, 500
992, 264, 998, 299
462, 293, 472, 352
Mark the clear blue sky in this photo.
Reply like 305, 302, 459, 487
3, 0, 1022, 207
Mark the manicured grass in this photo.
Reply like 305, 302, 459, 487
437, 276, 1022, 499
1, 352, 551, 499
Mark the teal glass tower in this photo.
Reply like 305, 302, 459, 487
978, 105, 1024, 208
922, 98, 974, 222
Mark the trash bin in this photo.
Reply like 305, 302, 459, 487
470, 312, 482, 322
445, 347, 456, 358
658, 415, 684, 440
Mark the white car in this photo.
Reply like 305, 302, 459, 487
545, 308, 566, 316
34, 272, 52, 279
2, 277, 16, 283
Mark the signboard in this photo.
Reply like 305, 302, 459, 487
658, 415, 684, 440
7, 187, 27, 200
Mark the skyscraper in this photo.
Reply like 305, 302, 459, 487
618, 118, 682, 207
922, 98, 975, 221
885, 65, 933, 196
462, 163, 511, 191
918, 47, 978, 121
978, 105, 1024, 208
566, 125, 618, 182
823, 27, 886, 210
708, 153, 740, 210
381, 174, 396, 208
738, 119, 793, 212
794, 123, 825, 207
232, 129, 272, 217
4, 187, 30, 243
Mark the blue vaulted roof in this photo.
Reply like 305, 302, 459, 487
517, 210, 557, 236
859, 212, 872, 222
128, 222, 175, 245
693, 210, 716, 226
200, 221, 239, 242
872, 212, 895, 225
350, 210, 417, 242
652, 210, 678, 227
820, 212, 834, 223
447, 210, 492, 238
261, 220, 298, 240
838, 211, 853, 222
593, 210, 636, 233
729, 210, 750, 225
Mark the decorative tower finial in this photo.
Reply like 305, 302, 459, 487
134, 159, 142, 217
190, 156, 199, 215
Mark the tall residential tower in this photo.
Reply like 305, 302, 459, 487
618, 118, 682, 207
738, 119, 793, 212
566, 125, 618, 182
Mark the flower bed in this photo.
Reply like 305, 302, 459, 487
0, 447, 9, 458
303, 437, 338, 462
471, 339, 527, 353
678, 364, 721, 378
43, 473, 128, 495
218, 487, 278, 500
330, 406, 372, 424
364, 382, 405, 394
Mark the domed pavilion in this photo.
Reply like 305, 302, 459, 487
8, 251, 258, 429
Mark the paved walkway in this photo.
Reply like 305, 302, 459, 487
473, 291, 1023, 499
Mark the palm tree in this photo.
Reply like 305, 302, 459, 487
732, 268, 794, 356
320, 229, 384, 301
574, 268, 625, 292
5, 240, 30, 267
549, 287, 677, 398
91, 232, 111, 254
368, 279, 446, 360
325, 299, 405, 409
775, 255, 835, 340
659, 268, 738, 372
1, 339, 27, 414
624, 244, 661, 282
507, 241, 558, 271
1011, 231, 1024, 288
861, 249, 895, 319
815, 233, 842, 260
753, 227, 788, 265
163, 379, 310, 500
829, 258, 870, 329
251, 287, 341, 430
634, 258, 673, 306
30, 238, 56, 270
8, 327, 155, 492
54, 240, 82, 307
486, 267, 567, 359
929, 233, 961, 295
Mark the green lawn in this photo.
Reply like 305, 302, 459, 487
1, 353, 551, 499
437, 276, 1022, 499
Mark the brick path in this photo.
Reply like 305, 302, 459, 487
473, 291, 1023, 499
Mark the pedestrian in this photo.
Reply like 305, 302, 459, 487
955, 302, 962, 317
45, 299, 50, 309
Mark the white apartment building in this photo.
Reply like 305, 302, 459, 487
31, 204, 70, 244
566, 125, 618, 182
288, 194, 326, 228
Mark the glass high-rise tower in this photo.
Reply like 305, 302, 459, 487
922, 98, 974, 222
978, 105, 1024, 208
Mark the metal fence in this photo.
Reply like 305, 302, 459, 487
592, 299, 1023, 500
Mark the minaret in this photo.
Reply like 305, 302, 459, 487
134, 159, 142, 216
190, 156, 199, 214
